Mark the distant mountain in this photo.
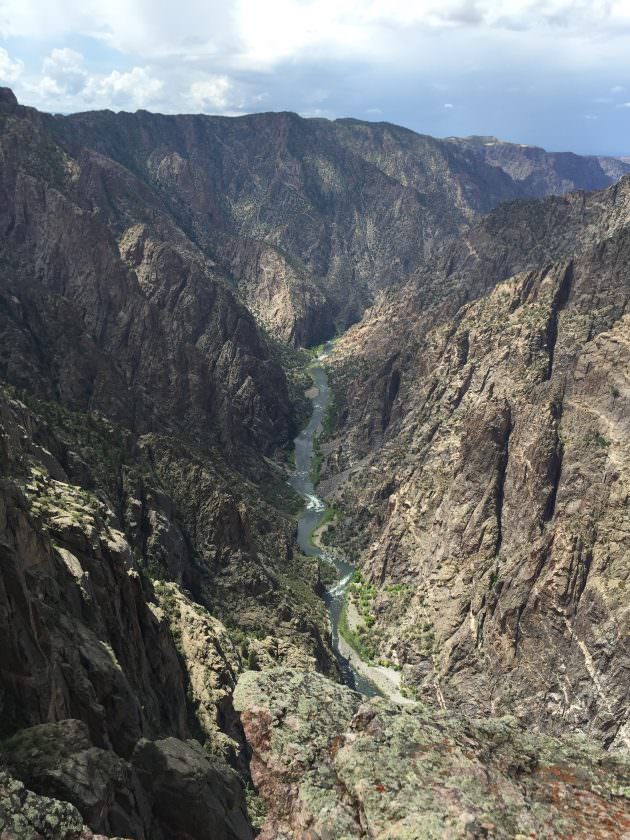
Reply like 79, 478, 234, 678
46, 104, 630, 345
448, 134, 630, 195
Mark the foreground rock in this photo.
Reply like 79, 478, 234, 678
0, 770, 98, 840
234, 668, 630, 840
1, 720, 253, 839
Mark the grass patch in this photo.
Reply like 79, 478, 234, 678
318, 506, 337, 528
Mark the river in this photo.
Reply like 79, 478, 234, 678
288, 342, 381, 697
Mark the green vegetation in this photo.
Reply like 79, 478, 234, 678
338, 601, 378, 662
1, 384, 129, 501
307, 342, 326, 358
587, 431, 611, 449
316, 505, 339, 547
24, 465, 109, 534
336, 571, 390, 663
318, 556, 338, 589
265, 332, 313, 437
320, 388, 339, 442
244, 784, 267, 835
247, 648, 260, 671
310, 436, 324, 484
319, 506, 337, 528
308, 505, 339, 550
350, 573, 378, 627
384, 583, 412, 596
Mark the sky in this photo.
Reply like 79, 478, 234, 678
1, 0, 630, 155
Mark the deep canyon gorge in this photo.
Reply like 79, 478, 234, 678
0, 85, 629, 838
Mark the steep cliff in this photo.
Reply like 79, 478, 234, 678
449, 135, 630, 197
323, 176, 630, 750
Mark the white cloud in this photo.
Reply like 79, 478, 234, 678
83, 66, 163, 108
0, 47, 24, 83
444, 102, 454, 108
43, 47, 84, 75
188, 76, 232, 110
39, 47, 87, 95
3, 1, 629, 73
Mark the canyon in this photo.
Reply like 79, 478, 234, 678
0, 85, 629, 838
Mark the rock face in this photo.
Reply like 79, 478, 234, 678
0, 98, 289, 454
0, 387, 260, 838
324, 175, 630, 750
234, 668, 630, 840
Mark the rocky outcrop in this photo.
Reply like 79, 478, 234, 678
1, 721, 253, 840
130, 737, 252, 840
234, 668, 630, 839
0, 770, 99, 840
2, 720, 148, 838
0, 385, 260, 837
221, 238, 333, 347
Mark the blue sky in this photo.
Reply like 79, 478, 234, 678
1, 0, 630, 155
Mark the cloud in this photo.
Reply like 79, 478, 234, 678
188, 76, 232, 111
3, 1, 629, 71
43, 46, 84, 75
444, 102, 455, 108
83, 66, 164, 108
0, 47, 23, 82
39, 47, 87, 95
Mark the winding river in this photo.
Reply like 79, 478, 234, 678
288, 342, 380, 697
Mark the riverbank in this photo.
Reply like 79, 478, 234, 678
338, 598, 415, 705
288, 342, 415, 706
